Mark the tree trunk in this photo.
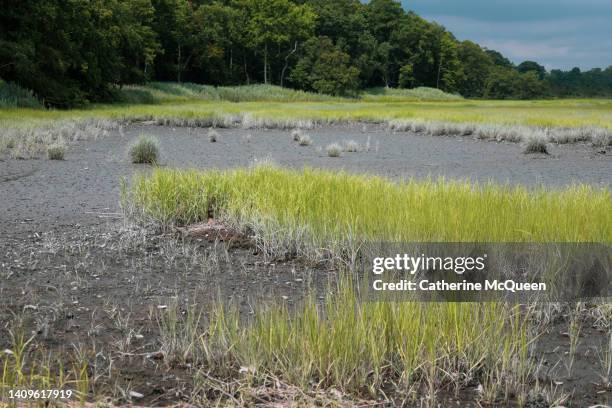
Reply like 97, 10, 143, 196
436, 54, 443, 89
244, 56, 250, 84
280, 41, 298, 88
264, 43, 268, 84
177, 44, 182, 83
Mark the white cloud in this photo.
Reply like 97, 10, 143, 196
422, 14, 612, 69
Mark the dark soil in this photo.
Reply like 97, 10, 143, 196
0, 124, 610, 406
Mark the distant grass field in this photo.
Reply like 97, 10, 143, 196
1, 83, 611, 130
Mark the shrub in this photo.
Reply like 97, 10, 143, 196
47, 145, 65, 160
0, 80, 42, 109
298, 134, 312, 146
129, 135, 159, 164
523, 137, 549, 154
326, 143, 342, 157
208, 128, 219, 142
343, 140, 360, 152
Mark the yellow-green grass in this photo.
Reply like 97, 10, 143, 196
2, 97, 612, 131
128, 166, 611, 244
170, 289, 532, 401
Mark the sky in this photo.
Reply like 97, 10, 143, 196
400, 0, 612, 71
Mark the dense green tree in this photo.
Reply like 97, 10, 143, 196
289, 36, 359, 95
237, 0, 315, 84
484, 68, 549, 99
2, 0, 610, 104
150, 0, 191, 82
366, 0, 403, 43
456, 41, 493, 97
517, 60, 546, 80
0, 0, 159, 106
485, 49, 514, 69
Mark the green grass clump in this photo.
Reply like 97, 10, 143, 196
47, 145, 65, 160
169, 286, 531, 400
343, 139, 361, 152
523, 137, 549, 154
115, 82, 337, 104
129, 134, 159, 164
128, 166, 611, 243
326, 143, 342, 157
208, 128, 219, 142
363, 86, 464, 101
297, 134, 312, 146
0, 79, 42, 109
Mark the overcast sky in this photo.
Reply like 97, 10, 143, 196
400, 0, 612, 71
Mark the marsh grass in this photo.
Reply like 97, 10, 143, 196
523, 136, 549, 154
47, 144, 65, 160
326, 143, 342, 157
152, 282, 534, 403
0, 80, 42, 109
126, 166, 611, 246
208, 128, 219, 142
0, 330, 89, 401
297, 133, 312, 146
129, 134, 159, 164
0, 118, 118, 158
3, 96, 611, 157
291, 129, 303, 141
343, 139, 360, 152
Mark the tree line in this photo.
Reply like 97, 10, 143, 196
1, 0, 611, 106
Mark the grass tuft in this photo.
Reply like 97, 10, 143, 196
523, 136, 549, 154
129, 134, 159, 164
326, 143, 342, 157
47, 145, 65, 160
291, 129, 303, 141
343, 139, 361, 152
297, 133, 313, 146
208, 128, 219, 143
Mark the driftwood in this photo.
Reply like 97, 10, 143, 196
176, 219, 252, 247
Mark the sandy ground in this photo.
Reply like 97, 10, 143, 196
0, 124, 610, 406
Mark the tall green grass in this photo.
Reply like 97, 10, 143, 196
128, 166, 611, 244
169, 286, 532, 402
116, 83, 462, 104
363, 86, 464, 101
0, 79, 42, 109
3, 97, 611, 131
117, 82, 338, 104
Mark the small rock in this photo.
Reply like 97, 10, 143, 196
239, 366, 255, 374
157, 305, 167, 310
3, 349, 14, 355
129, 391, 144, 399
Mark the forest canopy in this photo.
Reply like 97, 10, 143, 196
1, 0, 611, 106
